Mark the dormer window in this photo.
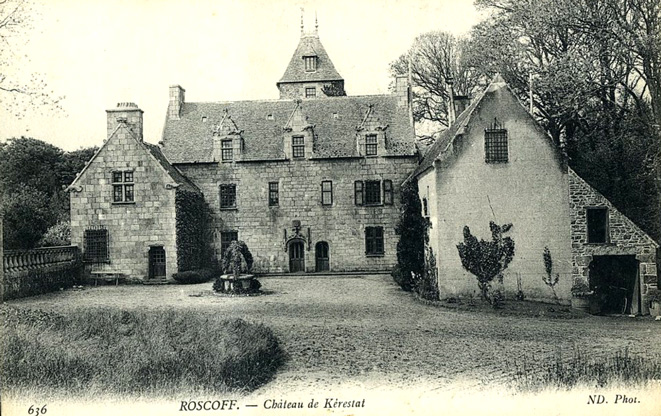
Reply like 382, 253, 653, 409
304, 56, 317, 72
292, 136, 305, 158
365, 134, 378, 156
485, 119, 508, 163
221, 140, 233, 161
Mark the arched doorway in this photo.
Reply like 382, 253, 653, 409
315, 241, 329, 272
289, 240, 305, 273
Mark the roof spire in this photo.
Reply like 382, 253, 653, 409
315, 11, 318, 35
300, 7, 304, 35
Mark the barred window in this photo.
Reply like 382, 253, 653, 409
112, 170, 134, 203
305, 87, 316, 98
587, 207, 608, 244
304, 56, 317, 72
365, 180, 381, 205
321, 180, 333, 205
292, 136, 305, 158
485, 122, 508, 163
383, 180, 393, 205
84, 227, 109, 263
221, 140, 233, 161
365, 134, 378, 156
269, 182, 279, 206
365, 226, 384, 256
220, 184, 236, 209
220, 231, 238, 256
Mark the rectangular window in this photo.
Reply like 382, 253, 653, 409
354, 181, 364, 205
112, 170, 134, 203
365, 226, 384, 256
587, 207, 608, 244
304, 56, 317, 72
321, 180, 333, 205
269, 182, 279, 206
83, 227, 109, 263
220, 231, 238, 256
485, 128, 509, 163
221, 140, 233, 161
383, 180, 393, 205
365, 180, 381, 205
365, 134, 378, 156
305, 87, 316, 98
422, 197, 429, 218
220, 184, 236, 209
292, 136, 305, 158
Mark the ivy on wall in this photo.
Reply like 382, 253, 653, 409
175, 189, 213, 272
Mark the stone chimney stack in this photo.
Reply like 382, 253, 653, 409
395, 75, 410, 108
446, 76, 456, 125
453, 95, 471, 117
169, 85, 185, 120
106, 102, 143, 141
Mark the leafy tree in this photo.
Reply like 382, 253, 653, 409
0, 137, 96, 248
390, 31, 484, 128
542, 247, 561, 304
456, 222, 515, 303
393, 178, 427, 291
1, 185, 58, 249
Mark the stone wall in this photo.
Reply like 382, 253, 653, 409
69, 125, 179, 281
178, 155, 418, 273
569, 168, 658, 313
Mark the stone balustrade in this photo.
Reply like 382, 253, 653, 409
3, 246, 80, 274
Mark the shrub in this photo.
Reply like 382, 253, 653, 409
38, 220, 71, 247
221, 240, 254, 278
0, 306, 286, 394
542, 247, 561, 304
172, 268, 216, 284
456, 221, 515, 304
394, 178, 427, 291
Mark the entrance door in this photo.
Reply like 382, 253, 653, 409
589, 255, 639, 314
315, 241, 330, 272
289, 241, 305, 273
149, 246, 166, 279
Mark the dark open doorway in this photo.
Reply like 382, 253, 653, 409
315, 241, 329, 272
148, 246, 166, 280
589, 255, 640, 315
289, 240, 305, 273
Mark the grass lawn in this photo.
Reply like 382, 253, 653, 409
0, 306, 286, 396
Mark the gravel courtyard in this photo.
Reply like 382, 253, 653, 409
6, 274, 661, 394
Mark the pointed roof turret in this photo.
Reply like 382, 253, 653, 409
277, 17, 343, 87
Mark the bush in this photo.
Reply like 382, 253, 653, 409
38, 221, 71, 247
394, 178, 427, 291
0, 306, 286, 394
456, 221, 515, 303
221, 241, 254, 277
172, 268, 216, 284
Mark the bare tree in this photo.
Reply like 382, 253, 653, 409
390, 31, 483, 128
0, 0, 63, 117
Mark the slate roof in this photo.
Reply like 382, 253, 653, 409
277, 34, 343, 85
143, 143, 200, 193
407, 77, 497, 180
161, 95, 416, 163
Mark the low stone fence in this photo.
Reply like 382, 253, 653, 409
2, 246, 83, 301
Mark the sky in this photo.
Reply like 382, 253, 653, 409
0, 0, 484, 151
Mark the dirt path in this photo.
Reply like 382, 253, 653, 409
5, 274, 661, 394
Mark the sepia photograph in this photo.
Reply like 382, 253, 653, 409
1, 0, 660, 415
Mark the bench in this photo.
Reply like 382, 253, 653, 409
89, 271, 126, 286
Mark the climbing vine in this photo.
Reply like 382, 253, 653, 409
175, 189, 213, 272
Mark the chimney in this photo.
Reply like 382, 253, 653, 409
446, 76, 456, 126
453, 95, 471, 117
106, 102, 143, 140
395, 75, 410, 108
169, 85, 185, 120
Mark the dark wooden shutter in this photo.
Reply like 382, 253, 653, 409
383, 180, 393, 205
354, 181, 364, 206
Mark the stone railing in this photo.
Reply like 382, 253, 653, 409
2, 245, 82, 301
3, 246, 80, 274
